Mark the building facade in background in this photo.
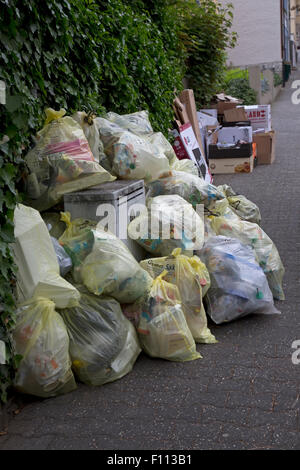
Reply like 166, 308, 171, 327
291, 0, 300, 48
223, 0, 294, 77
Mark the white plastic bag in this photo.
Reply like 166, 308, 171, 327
59, 291, 141, 386
13, 204, 80, 309
128, 195, 204, 256
199, 236, 280, 324
12, 297, 76, 398
81, 225, 152, 303
24, 110, 115, 211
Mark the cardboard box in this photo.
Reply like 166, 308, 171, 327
208, 142, 253, 159
209, 154, 254, 174
218, 126, 253, 145
240, 105, 272, 132
172, 123, 212, 183
211, 101, 237, 115
224, 107, 248, 122
253, 130, 276, 165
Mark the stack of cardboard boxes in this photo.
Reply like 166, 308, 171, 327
172, 90, 276, 176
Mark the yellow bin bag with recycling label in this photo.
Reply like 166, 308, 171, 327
137, 271, 201, 362
140, 250, 216, 344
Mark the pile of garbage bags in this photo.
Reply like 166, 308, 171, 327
10, 107, 285, 399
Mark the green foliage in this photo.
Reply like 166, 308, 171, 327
0, 0, 185, 402
274, 71, 283, 88
224, 68, 249, 84
174, 0, 237, 106
0, 0, 236, 402
223, 78, 257, 105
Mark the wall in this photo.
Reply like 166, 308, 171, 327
222, 0, 282, 67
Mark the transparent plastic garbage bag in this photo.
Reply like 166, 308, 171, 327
59, 291, 141, 386
198, 236, 281, 324
128, 195, 204, 256
146, 171, 224, 210
209, 216, 285, 301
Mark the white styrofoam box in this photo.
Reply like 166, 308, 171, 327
64, 180, 147, 261
218, 126, 253, 145
240, 105, 271, 132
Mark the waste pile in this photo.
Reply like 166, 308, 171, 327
9, 104, 285, 398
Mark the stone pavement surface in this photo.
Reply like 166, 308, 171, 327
1, 73, 300, 451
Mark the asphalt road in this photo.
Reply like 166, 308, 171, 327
1, 72, 300, 450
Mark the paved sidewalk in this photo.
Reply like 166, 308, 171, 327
1, 74, 300, 450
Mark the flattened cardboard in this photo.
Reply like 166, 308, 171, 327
173, 97, 189, 124
179, 89, 206, 155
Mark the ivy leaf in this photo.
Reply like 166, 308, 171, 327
0, 222, 15, 244
5, 95, 23, 113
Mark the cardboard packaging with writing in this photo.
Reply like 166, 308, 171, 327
209, 154, 254, 175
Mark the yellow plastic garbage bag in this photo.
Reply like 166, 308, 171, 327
145, 132, 177, 165
217, 185, 261, 224
12, 204, 80, 309
140, 249, 216, 344
96, 117, 170, 182
24, 110, 115, 211
81, 225, 152, 303
72, 111, 107, 165
44, 107, 67, 125
210, 216, 285, 300
105, 110, 153, 135
137, 271, 201, 362
12, 297, 77, 398
59, 291, 141, 386
146, 171, 225, 210
58, 212, 97, 283
42, 212, 67, 239
170, 158, 199, 176
128, 195, 204, 256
